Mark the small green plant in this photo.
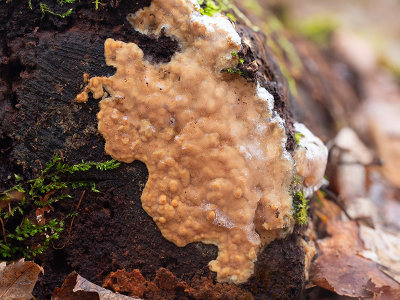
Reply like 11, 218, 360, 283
294, 132, 305, 145
224, 52, 245, 76
39, 3, 73, 19
197, 0, 236, 21
92, 0, 103, 10
291, 175, 309, 225
28, 0, 102, 19
292, 190, 309, 226
198, 0, 222, 16
225, 67, 243, 76
3, 219, 64, 259
0, 154, 120, 259
224, 55, 245, 76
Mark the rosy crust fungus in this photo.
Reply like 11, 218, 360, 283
77, 0, 327, 283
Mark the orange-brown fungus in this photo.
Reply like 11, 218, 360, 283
77, 0, 296, 283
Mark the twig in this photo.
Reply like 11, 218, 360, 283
320, 186, 353, 221
53, 190, 85, 250
0, 217, 7, 246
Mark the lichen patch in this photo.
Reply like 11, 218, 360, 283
77, 0, 295, 283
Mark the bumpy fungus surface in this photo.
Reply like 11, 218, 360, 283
77, 0, 296, 283
293, 123, 328, 197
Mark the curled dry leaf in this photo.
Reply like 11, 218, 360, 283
52, 271, 140, 300
311, 220, 400, 298
0, 259, 44, 300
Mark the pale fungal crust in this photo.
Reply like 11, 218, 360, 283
75, 0, 313, 283
293, 123, 328, 197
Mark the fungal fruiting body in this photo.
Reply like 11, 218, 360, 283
77, 0, 327, 283
293, 123, 328, 198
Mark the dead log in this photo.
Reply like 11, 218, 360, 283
0, 0, 359, 299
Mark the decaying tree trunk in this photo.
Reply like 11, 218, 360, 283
0, 0, 360, 299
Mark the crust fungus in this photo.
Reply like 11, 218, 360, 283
77, 0, 327, 283
294, 123, 328, 197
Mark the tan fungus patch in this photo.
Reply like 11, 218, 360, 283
77, 0, 295, 283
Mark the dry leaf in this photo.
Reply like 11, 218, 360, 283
52, 271, 140, 300
334, 127, 374, 165
358, 224, 400, 283
0, 191, 25, 210
311, 220, 400, 298
366, 279, 400, 300
35, 206, 52, 226
0, 259, 44, 300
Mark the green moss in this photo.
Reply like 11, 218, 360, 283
197, 0, 236, 22
198, 0, 223, 17
294, 132, 305, 145
225, 12, 236, 22
292, 175, 302, 186
0, 154, 120, 259
39, 2, 73, 18
225, 67, 243, 76
224, 52, 245, 77
92, 0, 103, 10
4, 219, 64, 258
292, 190, 309, 226
291, 176, 309, 226
28, 0, 102, 19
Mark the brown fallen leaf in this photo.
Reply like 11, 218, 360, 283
358, 224, 400, 284
0, 259, 44, 300
366, 279, 400, 300
0, 191, 25, 210
311, 219, 400, 298
52, 271, 140, 300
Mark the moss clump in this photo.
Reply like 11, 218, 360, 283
27, 0, 103, 19
39, 2, 73, 18
292, 190, 309, 226
198, 0, 222, 16
0, 154, 120, 259
197, 0, 236, 21
225, 67, 243, 76
223, 52, 245, 76
294, 132, 305, 145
